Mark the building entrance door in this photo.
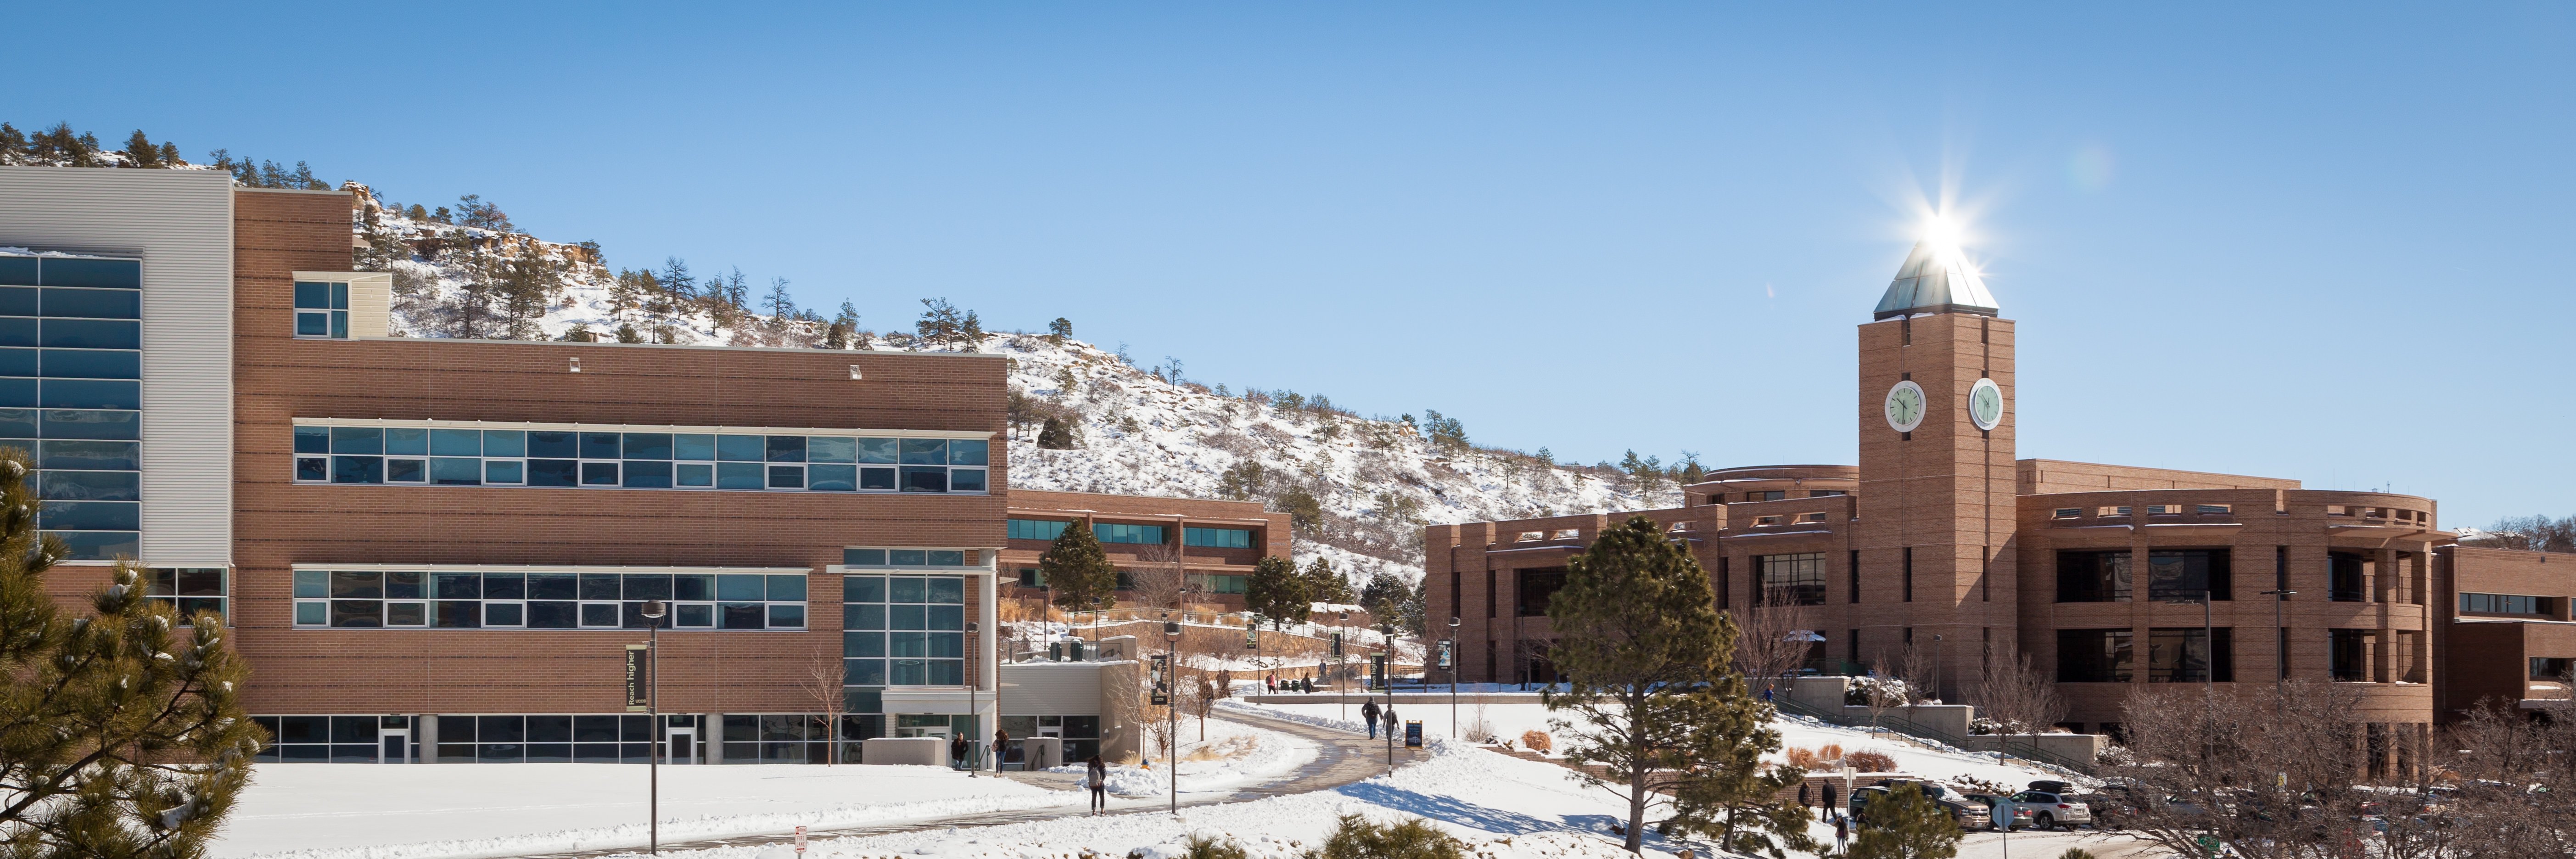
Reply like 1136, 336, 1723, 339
379, 728, 410, 764
665, 725, 697, 764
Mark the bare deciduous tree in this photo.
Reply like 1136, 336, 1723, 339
2109, 680, 2406, 859
1967, 651, 2065, 734
1129, 540, 1189, 610
800, 645, 849, 764
1896, 641, 1940, 704
1728, 586, 1819, 703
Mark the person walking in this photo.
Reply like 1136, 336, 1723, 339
1833, 814, 1848, 854
1824, 782, 1840, 822
1085, 753, 1108, 814
993, 727, 1010, 773
1360, 699, 1381, 739
949, 732, 969, 771
1799, 782, 1812, 819
1383, 703, 1398, 741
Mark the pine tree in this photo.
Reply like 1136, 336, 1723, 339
0, 124, 26, 165
120, 130, 160, 168
1036, 416, 1077, 450
1301, 557, 1353, 605
1245, 556, 1306, 631
615, 323, 644, 344
1047, 317, 1072, 343
1544, 515, 1741, 853
1664, 682, 1810, 857
0, 451, 263, 854
1847, 784, 1963, 859
1037, 522, 1118, 617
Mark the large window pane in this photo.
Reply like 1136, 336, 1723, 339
857, 438, 897, 464
38, 379, 139, 410
622, 460, 672, 488
808, 437, 855, 463
39, 349, 139, 379
40, 470, 138, 501
622, 432, 672, 460
672, 574, 714, 601
717, 574, 765, 601
430, 457, 482, 485
527, 431, 577, 458
579, 432, 621, 459
39, 288, 139, 319
482, 430, 526, 457
716, 434, 763, 461
527, 459, 578, 487
947, 439, 988, 466
41, 500, 136, 530
330, 455, 384, 484
720, 603, 767, 629
430, 428, 481, 456
674, 433, 715, 460
766, 435, 806, 463
42, 410, 137, 440
899, 466, 947, 493
39, 319, 139, 350
898, 438, 945, 465
949, 468, 986, 492
384, 427, 428, 455
330, 427, 384, 455
808, 464, 856, 491
716, 461, 763, 489
927, 577, 965, 604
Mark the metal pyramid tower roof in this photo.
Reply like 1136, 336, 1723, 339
1873, 239, 1999, 320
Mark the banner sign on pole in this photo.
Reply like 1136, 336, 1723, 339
1149, 654, 1170, 706
623, 644, 650, 712
1370, 654, 1387, 690
1437, 640, 1452, 669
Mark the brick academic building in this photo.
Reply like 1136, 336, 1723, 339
1427, 236, 2570, 764
0, 166, 1279, 766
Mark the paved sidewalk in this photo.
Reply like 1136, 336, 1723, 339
514, 710, 1427, 858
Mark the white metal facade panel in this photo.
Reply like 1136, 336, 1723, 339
998, 663, 1106, 716
0, 168, 233, 566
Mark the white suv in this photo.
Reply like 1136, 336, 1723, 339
2002, 790, 2092, 831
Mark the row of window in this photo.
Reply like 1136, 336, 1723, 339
147, 567, 226, 620
1010, 568, 1251, 595
1007, 519, 1257, 549
2055, 628, 2237, 683
2056, 549, 2233, 603
2051, 504, 2234, 518
0, 378, 138, 410
1757, 553, 1827, 606
293, 426, 990, 493
0, 319, 141, 351
0, 256, 142, 289
291, 570, 811, 630
843, 575, 969, 687
294, 281, 352, 339
0, 408, 139, 439
2459, 592, 2552, 615
841, 548, 978, 567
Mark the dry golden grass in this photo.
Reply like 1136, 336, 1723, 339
1844, 749, 1898, 772
1784, 747, 1822, 769
1520, 730, 1552, 753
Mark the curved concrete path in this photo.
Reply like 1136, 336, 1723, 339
513, 710, 1427, 858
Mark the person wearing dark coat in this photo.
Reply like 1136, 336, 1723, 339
1085, 754, 1109, 813
949, 732, 969, 770
1360, 699, 1381, 739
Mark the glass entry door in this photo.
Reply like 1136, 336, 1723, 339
379, 728, 410, 764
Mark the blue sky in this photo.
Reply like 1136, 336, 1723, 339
12, 3, 2572, 524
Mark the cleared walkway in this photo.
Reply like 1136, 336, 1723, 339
513, 711, 1427, 858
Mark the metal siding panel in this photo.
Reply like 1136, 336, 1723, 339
0, 168, 233, 566
998, 664, 1103, 716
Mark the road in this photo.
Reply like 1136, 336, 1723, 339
512, 711, 1427, 858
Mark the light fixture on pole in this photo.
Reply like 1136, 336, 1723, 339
1163, 613, 1182, 814
1447, 616, 1462, 740
2259, 589, 2296, 713
966, 620, 980, 778
639, 599, 667, 856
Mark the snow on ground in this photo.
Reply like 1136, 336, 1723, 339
1236, 698, 2079, 790
1047, 715, 1317, 797
215, 763, 1070, 859
616, 733, 1708, 859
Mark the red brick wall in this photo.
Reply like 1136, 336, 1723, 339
230, 190, 1007, 715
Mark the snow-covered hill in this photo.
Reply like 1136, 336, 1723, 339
349, 187, 1678, 580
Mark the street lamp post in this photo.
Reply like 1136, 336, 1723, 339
1338, 611, 1350, 724
966, 620, 980, 778
1447, 616, 1462, 741
1163, 614, 1182, 814
2260, 589, 2297, 714
639, 599, 667, 856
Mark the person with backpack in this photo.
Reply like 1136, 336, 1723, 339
1085, 753, 1108, 813
1360, 699, 1380, 739
949, 732, 969, 770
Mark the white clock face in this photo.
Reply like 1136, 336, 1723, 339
1969, 377, 2003, 431
1884, 380, 1926, 432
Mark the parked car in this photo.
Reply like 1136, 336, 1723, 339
1999, 789, 2092, 831
1960, 792, 2035, 829
1864, 780, 1994, 831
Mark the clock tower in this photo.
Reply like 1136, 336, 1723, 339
1853, 238, 2017, 702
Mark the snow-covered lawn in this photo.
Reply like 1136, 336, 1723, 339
213, 718, 1317, 859
213, 763, 1070, 859
1052, 715, 1317, 798
633, 735, 1702, 859
1239, 698, 2083, 789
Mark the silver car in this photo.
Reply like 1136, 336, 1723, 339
2001, 790, 2092, 831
